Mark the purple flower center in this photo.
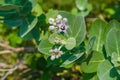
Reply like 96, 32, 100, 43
61, 25, 66, 30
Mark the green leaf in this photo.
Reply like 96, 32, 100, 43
83, 73, 99, 80
90, 75, 99, 80
60, 52, 84, 67
0, 5, 19, 16
111, 52, 120, 67
65, 37, 76, 50
18, 20, 28, 37
89, 19, 107, 53
46, 9, 58, 23
97, 60, 117, 80
32, 3, 43, 16
59, 11, 86, 46
71, 16, 86, 46
48, 33, 66, 44
4, 19, 22, 27
29, 0, 37, 7
31, 26, 41, 42
75, 0, 88, 11
107, 20, 120, 32
0, 4, 20, 10
20, 18, 38, 38
81, 51, 104, 73
78, 3, 92, 17
38, 38, 53, 55
105, 28, 120, 57
49, 33, 59, 44
88, 36, 96, 55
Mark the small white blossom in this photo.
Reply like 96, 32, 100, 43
49, 49, 54, 53
49, 48, 63, 60
49, 26, 55, 30
51, 56, 55, 60
56, 54, 60, 58
54, 48, 59, 53
49, 18, 55, 24
62, 18, 67, 23
56, 18, 61, 23
56, 14, 62, 23
57, 15, 62, 19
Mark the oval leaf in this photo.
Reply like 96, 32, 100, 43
60, 52, 84, 67
38, 39, 53, 55
72, 16, 86, 46
81, 51, 104, 73
20, 18, 38, 38
89, 19, 107, 53
75, 0, 88, 10
88, 36, 96, 55
97, 60, 117, 80
65, 37, 76, 50
105, 28, 120, 57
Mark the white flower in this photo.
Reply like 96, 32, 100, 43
56, 14, 62, 23
48, 14, 70, 34
57, 15, 62, 19
54, 48, 59, 53
49, 18, 55, 24
62, 18, 67, 23
57, 23, 70, 33
49, 26, 55, 30
56, 54, 61, 58
49, 48, 64, 60
51, 56, 55, 60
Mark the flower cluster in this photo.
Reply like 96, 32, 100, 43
54, 37, 62, 44
48, 14, 70, 33
49, 48, 63, 60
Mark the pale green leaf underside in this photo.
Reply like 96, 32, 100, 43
38, 38, 53, 55
60, 52, 84, 67
65, 37, 76, 50
81, 51, 104, 73
89, 19, 107, 53
75, 0, 88, 10
97, 60, 117, 80
106, 28, 120, 57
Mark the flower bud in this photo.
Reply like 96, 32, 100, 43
49, 26, 55, 30
57, 15, 62, 19
62, 18, 67, 24
51, 56, 55, 60
49, 18, 55, 24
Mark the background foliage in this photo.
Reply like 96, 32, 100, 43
0, 0, 120, 80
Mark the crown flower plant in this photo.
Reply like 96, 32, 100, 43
1, 0, 120, 80
39, 11, 86, 63
47, 14, 71, 60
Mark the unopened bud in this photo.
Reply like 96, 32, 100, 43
51, 56, 55, 60
49, 18, 55, 24
49, 26, 55, 30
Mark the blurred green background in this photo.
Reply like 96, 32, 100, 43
0, 0, 120, 80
